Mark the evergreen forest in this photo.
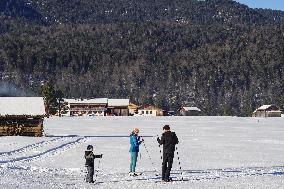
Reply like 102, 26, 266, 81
0, 0, 284, 116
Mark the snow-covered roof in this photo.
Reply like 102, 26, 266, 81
108, 99, 130, 106
0, 97, 46, 116
64, 98, 130, 106
64, 98, 108, 104
252, 105, 281, 113
257, 105, 274, 110
182, 107, 201, 111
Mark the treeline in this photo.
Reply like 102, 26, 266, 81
0, 0, 284, 116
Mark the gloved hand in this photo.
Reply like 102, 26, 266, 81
157, 137, 160, 142
139, 138, 144, 143
100, 154, 103, 158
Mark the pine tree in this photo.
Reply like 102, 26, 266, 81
41, 81, 56, 117
42, 83, 68, 117
55, 89, 68, 117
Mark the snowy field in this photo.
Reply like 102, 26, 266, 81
1, 116, 284, 189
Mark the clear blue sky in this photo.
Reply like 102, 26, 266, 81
235, 0, 284, 11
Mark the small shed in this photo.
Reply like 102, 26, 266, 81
0, 97, 46, 136
137, 105, 163, 116
179, 107, 202, 116
252, 105, 282, 117
107, 99, 130, 116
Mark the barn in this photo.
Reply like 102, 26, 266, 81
252, 105, 282, 117
107, 99, 130, 116
179, 107, 202, 116
0, 97, 46, 136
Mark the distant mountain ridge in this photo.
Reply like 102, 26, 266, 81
1, 0, 284, 25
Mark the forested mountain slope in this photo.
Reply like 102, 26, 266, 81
0, 0, 283, 116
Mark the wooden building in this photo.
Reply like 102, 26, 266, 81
252, 105, 282, 117
107, 99, 130, 116
179, 107, 202, 116
128, 103, 138, 116
0, 97, 46, 137
137, 105, 163, 116
64, 98, 108, 116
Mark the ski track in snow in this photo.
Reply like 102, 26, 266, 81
0, 137, 88, 168
0, 137, 65, 156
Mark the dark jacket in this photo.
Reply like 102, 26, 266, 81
84, 151, 102, 167
157, 131, 179, 156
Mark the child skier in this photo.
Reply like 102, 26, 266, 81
84, 145, 103, 183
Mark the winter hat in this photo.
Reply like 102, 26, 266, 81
163, 125, 170, 130
87, 145, 93, 150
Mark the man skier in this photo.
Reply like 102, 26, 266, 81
157, 125, 179, 182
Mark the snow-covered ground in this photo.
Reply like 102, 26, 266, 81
1, 116, 284, 188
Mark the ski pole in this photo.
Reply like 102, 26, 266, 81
175, 146, 184, 181
142, 139, 159, 176
157, 134, 163, 163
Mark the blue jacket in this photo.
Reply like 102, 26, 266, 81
129, 134, 140, 152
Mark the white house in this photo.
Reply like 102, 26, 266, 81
64, 98, 108, 116
137, 105, 163, 116
63, 98, 131, 116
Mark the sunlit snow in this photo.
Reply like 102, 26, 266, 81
1, 116, 284, 188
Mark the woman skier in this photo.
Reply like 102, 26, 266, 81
129, 128, 144, 176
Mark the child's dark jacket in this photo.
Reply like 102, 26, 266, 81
84, 151, 102, 167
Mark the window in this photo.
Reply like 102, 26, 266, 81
146, 111, 149, 114
142, 111, 144, 114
